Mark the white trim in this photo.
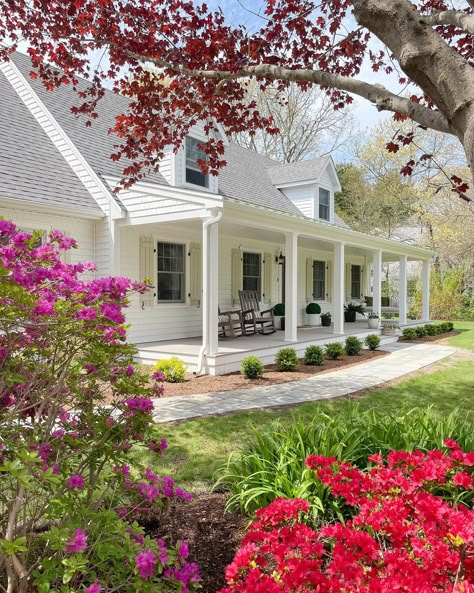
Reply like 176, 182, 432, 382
1, 59, 123, 219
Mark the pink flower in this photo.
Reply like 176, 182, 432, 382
453, 471, 473, 489
178, 541, 189, 559
100, 302, 125, 324
66, 474, 85, 489
125, 397, 154, 413
0, 220, 16, 235
32, 300, 54, 316
76, 307, 97, 320
66, 529, 87, 553
85, 582, 101, 593
135, 549, 157, 580
152, 371, 166, 381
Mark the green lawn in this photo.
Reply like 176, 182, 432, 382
148, 321, 474, 492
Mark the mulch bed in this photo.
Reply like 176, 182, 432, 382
142, 493, 246, 593
160, 349, 388, 398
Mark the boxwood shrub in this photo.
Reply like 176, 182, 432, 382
275, 347, 299, 371
304, 345, 324, 366
154, 356, 186, 383
345, 336, 363, 355
365, 334, 381, 351
325, 342, 344, 360
241, 355, 264, 379
402, 327, 417, 340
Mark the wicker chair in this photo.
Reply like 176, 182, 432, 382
238, 290, 276, 335
218, 307, 243, 338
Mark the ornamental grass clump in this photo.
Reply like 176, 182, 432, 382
324, 342, 344, 360
241, 355, 264, 379
275, 348, 299, 371
215, 405, 474, 517
0, 222, 199, 593
303, 345, 324, 366
221, 442, 474, 593
344, 336, 363, 355
154, 357, 186, 383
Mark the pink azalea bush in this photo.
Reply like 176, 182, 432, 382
0, 221, 199, 593
220, 442, 474, 593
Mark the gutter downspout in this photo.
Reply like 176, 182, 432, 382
196, 209, 223, 375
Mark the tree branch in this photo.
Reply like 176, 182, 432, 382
421, 10, 474, 35
112, 44, 454, 135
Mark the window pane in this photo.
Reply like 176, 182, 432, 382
319, 188, 330, 221
351, 265, 361, 299
185, 137, 209, 188
242, 252, 261, 299
312, 261, 326, 300
157, 241, 185, 302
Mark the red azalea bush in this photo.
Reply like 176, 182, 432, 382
0, 221, 199, 593
220, 442, 474, 593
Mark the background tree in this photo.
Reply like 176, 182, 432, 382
3, 0, 474, 192
232, 82, 355, 162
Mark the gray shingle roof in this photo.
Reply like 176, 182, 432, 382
0, 68, 102, 213
219, 143, 303, 217
266, 157, 329, 185
11, 52, 168, 187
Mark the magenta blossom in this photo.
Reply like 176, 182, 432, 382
66, 529, 87, 553
66, 474, 85, 489
135, 549, 157, 580
125, 397, 154, 413
85, 581, 101, 593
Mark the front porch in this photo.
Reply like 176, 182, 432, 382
136, 320, 401, 375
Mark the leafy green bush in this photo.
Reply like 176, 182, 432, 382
241, 355, 264, 379
415, 325, 427, 338
345, 336, 363, 355
445, 321, 454, 332
275, 347, 299, 371
325, 342, 344, 360
306, 302, 321, 314
402, 327, 417, 340
425, 324, 437, 336
365, 334, 380, 351
304, 345, 324, 366
154, 357, 186, 382
215, 406, 474, 518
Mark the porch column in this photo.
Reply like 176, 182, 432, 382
285, 231, 298, 342
207, 221, 219, 355
372, 249, 382, 318
333, 242, 344, 334
399, 255, 408, 326
422, 259, 431, 321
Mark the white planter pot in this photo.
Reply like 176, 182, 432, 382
307, 313, 321, 327
274, 316, 284, 330
368, 318, 379, 330
382, 328, 398, 336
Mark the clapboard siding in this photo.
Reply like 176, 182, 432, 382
319, 167, 334, 188
281, 185, 315, 218
3, 207, 95, 267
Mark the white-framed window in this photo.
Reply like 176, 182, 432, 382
242, 251, 262, 299
312, 260, 326, 300
351, 264, 362, 299
185, 137, 209, 188
319, 188, 330, 221
157, 241, 186, 303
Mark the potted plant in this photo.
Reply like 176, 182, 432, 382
382, 322, 400, 336
367, 312, 379, 329
344, 302, 365, 322
321, 312, 332, 327
273, 303, 285, 330
306, 302, 321, 326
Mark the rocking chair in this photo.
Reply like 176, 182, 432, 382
238, 290, 276, 335
218, 307, 243, 338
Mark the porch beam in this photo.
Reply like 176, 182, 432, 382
399, 255, 408, 326
284, 231, 298, 342
333, 242, 345, 334
373, 249, 382, 319
422, 260, 431, 322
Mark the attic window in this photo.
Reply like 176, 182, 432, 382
319, 188, 330, 221
185, 137, 209, 188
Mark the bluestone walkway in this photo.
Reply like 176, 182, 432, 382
152, 343, 456, 423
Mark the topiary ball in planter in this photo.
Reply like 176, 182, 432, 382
306, 302, 321, 326
273, 303, 285, 330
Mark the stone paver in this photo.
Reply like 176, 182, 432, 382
152, 343, 456, 423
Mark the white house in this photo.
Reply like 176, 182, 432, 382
0, 52, 433, 374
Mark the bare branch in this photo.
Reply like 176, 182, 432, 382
421, 10, 474, 34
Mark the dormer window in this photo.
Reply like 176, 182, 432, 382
185, 137, 209, 188
319, 188, 330, 221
